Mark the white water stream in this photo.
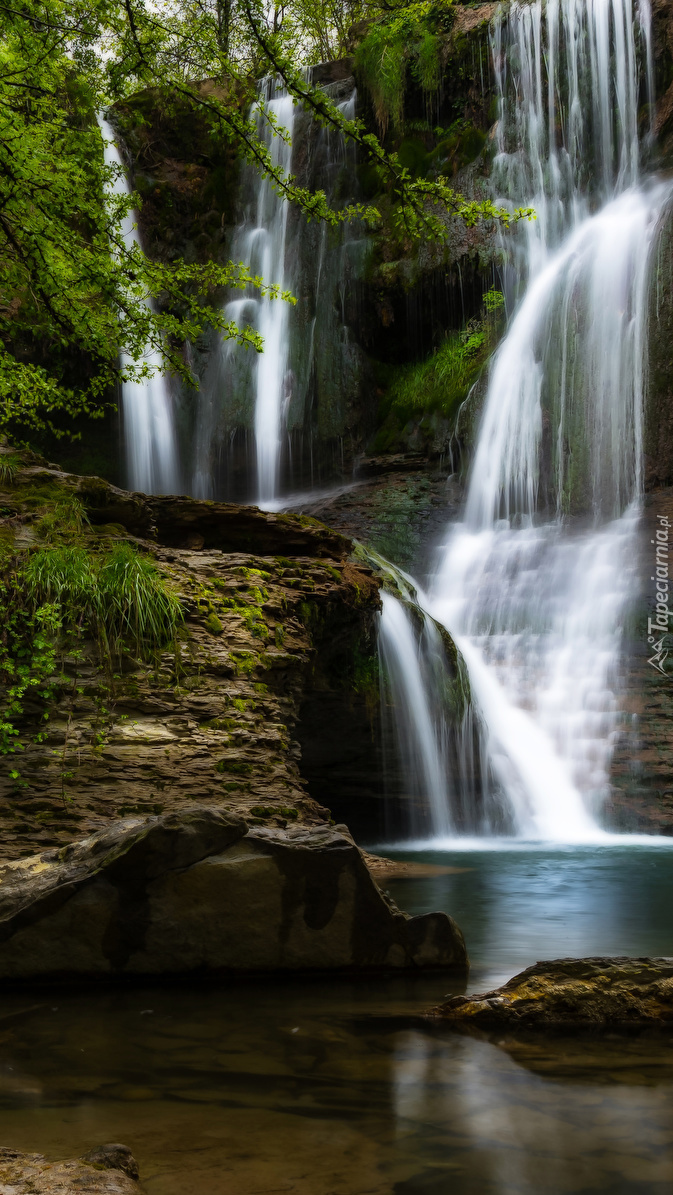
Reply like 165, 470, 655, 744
247, 80, 296, 507
192, 75, 361, 504
98, 118, 179, 495
192, 78, 294, 505
382, 0, 671, 841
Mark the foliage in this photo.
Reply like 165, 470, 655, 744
0, 573, 61, 758
0, 533, 183, 757
354, 0, 453, 134
0, 454, 22, 487
0, 0, 532, 441
382, 287, 504, 425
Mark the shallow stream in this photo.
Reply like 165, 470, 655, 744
1, 844, 672, 1194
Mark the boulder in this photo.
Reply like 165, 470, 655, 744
429, 957, 673, 1028
0, 1145, 143, 1193
0, 807, 467, 978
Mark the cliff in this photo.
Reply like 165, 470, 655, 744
0, 450, 386, 857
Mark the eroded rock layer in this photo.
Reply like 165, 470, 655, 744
0, 459, 384, 855
0, 807, 467, 977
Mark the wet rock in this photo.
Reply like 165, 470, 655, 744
0, 1145, 143, 1193
607, 488, 673, 834
0, 808, 467, 978
80, 1146, 140, 1181
429, 957, 673, 1028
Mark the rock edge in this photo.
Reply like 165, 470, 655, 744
0, 806, 468, 977
428, 957, 673, 1027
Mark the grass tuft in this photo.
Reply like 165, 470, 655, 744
24, 542, 182, 659
97, 544, 183, 657
0, 454, 22, 486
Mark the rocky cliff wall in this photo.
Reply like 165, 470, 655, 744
0, 454, 392, 856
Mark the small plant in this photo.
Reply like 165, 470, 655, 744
0, 542, 183, 762
0, 454, 22, 486
97, 544, 183, 658
35, 494, 87, 542
205, 612, 224, 635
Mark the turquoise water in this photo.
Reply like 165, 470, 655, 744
381, 843, 673, 988
0, 845, 672, 1194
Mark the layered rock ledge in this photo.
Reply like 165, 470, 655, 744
0, 807, 467, 978
0, 1144, 143, 1194
429, 957, 673, 1028
0, 455, 387, 854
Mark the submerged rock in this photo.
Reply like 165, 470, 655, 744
0, 1144, 143, 1193
429, 957, 673, 1027
0, 807, 467, 978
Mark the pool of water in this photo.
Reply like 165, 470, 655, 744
382, 841, 673, 988
0, 844, 672, 1194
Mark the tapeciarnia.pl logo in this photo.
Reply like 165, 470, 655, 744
648, 514, 671, 675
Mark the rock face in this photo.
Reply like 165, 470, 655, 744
0, 460, 387, 855
430, 958, 673, 1028
607, 487, 673, 834
0, 1145, 143, 1194
0, 807, 467, 978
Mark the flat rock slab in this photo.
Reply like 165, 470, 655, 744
0, 807, 467, 978
0, 1144, 142, 1193
429, 957, 673, 1027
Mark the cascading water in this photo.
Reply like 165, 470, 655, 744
378, 584, 453, 839
362, 546, 486, 840
247, 78, 295, 508
422, 0, 671, 841
192, 76, 364, 505
98, 118, 179, 496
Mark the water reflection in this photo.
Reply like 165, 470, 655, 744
393, 1029, 673, 1193
0, 847, 671, 1193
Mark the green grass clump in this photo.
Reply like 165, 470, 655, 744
386, 322, 488, 421
375, 290, 504, 442
35, 494, 87, 542
96, 544, 182, 657
23, 542, 182, 660
0, 454, 22, 486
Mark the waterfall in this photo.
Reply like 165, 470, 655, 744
379, 589, 454, 839
98, 118, 179, 496
248, 78, 295, 508
421, 0, 670, 841
364, 546, 496, 839
192, 76, 363, 505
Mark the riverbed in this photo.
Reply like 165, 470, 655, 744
0, 843, 672, 1194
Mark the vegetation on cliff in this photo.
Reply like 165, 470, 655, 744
1, 0, 528, 448
373, 284, 503, 452
0, 478, 183, 762
354, 1, 455, 135
0, 448, 388, 854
